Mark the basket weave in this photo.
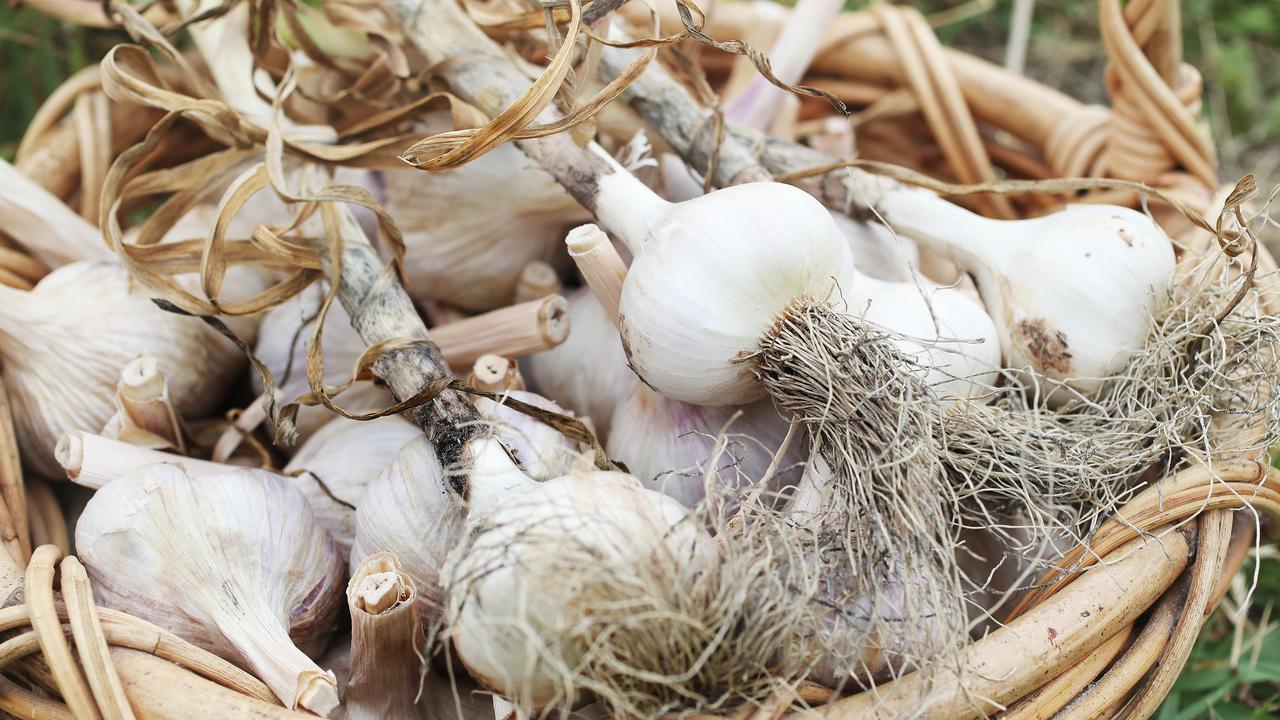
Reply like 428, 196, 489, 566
0, 0, 1274, 718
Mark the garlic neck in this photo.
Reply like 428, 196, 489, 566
464, 436, 537, 518
214, 600, 339, 715
588, 144, 671, 254
875, 188, 1004, 277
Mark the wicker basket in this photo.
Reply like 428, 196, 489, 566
0, 0, 1274, 718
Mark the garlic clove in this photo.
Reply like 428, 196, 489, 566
283, 414, 421, 556
444, 469, 706, 709
75, 464, 345, 715
0, 262, 247, 477
522, 289, 637, 441
606, 384, 801, 508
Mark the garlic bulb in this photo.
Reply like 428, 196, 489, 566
522, 289, 636, 440
343, 552, 428, 720
75, 464, 345, 715
386, 121, 590, 312
283, 414, 421, 556
0, 262, 246, 477
606, 385, 800, 508
874, 188, 1176, 401
829, 211, 919, 283
473, 391, 584, 481
444, 469, 705, 709
254, 282, 391, 441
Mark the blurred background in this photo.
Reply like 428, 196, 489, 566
1, 1, 1277, 717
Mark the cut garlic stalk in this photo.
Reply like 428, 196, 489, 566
57, 431, 226, 488
343, 553, 428, 720
565, 225, 626, 326
513, 261, 561, 304
469, 355, 525, 393
522, 289, 636, 441
431, 294, 570, 370
283, 415, 420, 556
75, 464, 345, 715
872, 187, 1176, 402
101, 356, 185, 452
444, 469, 707, 708
0, 263, 246, 477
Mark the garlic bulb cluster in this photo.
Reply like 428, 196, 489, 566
254, 282, 391, 441
75, 464, 345, 715
0, 262, 247, 477
606, 385, 800, 508
284, 414, 421, 556
874, 188, 1176, 401
522, 288, 637, 440
386, 120, 590, 312
445, 469, 705, 708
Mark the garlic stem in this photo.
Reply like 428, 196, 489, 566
210, 390, 277, 463
432, 295, 570, 370
56, 431, 225, 489
102, 356, 185, 453
469, 355, 525, 393
722, 0, 846, 131
344, 553, 426, 720
0, 159, 111, 266
565, 224, 626, 327
513, 261, 561, 304
588, 146, 673, 252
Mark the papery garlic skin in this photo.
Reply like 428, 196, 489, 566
254, 283, 391, 442
610, 182, 856, 406
445, 470, 704, 709
284, 415, 420, 556
474, 391, 584, 482
386, 135, 589, 312
522, 289, 636, 440
75, 464, 345, 715
876, 191, 1176, 400
0, 263, 245, 477
829, 211, 919, 283
606, 385, 800, 508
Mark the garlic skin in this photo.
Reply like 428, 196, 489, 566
75, 464, 345, 715
349, 437, 469, 625
829, 211, 919, 283
386, 136, 589, 312
445, 470, 705, 709
876, 191, 1176, 400
254, 283, 391, 442
283, 414, 421, 556
606, 385, 800, 508
474, 391, 584, 481
606, 181, 856, 406
522, 289, 637, 440
0, 263, 246, 477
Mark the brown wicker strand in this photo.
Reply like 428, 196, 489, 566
25, 545, 103, 720
0, 380, 30, 561
59, 557, 137, 720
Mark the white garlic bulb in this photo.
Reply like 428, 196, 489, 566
874, 188, 1176, 401
522, 289, 636, 440
0, 262, 247, 477
254, 282, 391, 442
473, 390, 584, 482
606, 385, 800, 508
444, 470, 705, 709
283, 414, 421, 556
829, 211, 919, 283
386, 125, 590, 312
75, 464, 345, 715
